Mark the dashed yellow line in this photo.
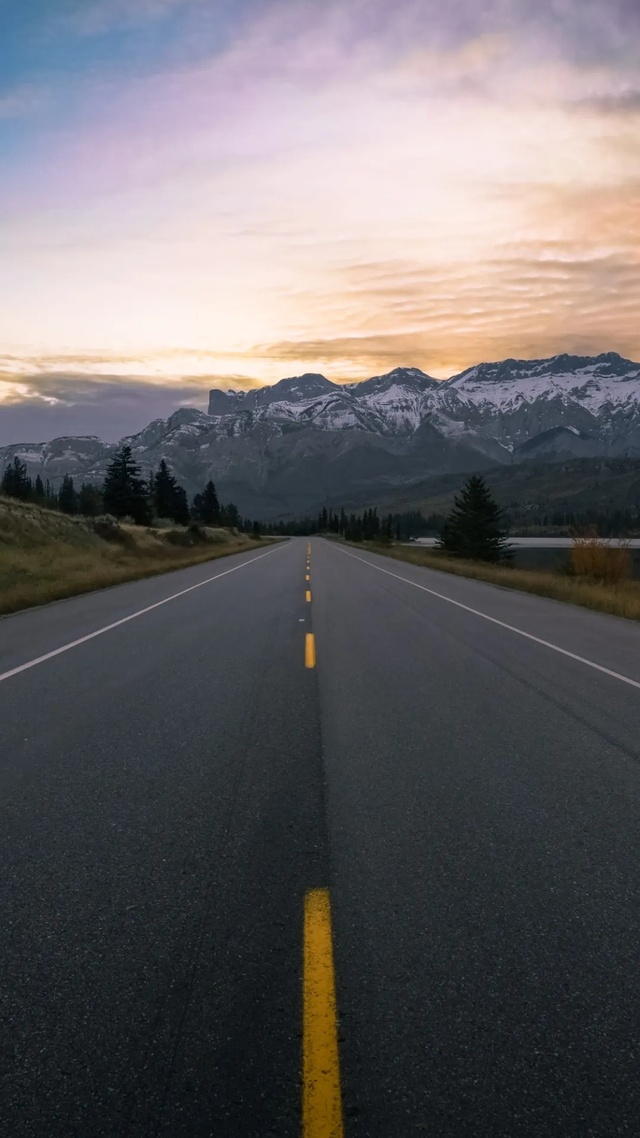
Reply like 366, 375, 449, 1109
303, 889, 344, 1138
305, 633, 316, 668
306, 574, 311, 582
306, 590, 312, 603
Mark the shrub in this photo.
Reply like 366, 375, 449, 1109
90, 515, 131, 544
165, 524, 210, 547
571, 532, 631, 584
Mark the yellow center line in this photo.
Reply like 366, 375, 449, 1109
305, 632, 316, 668
306, 574, 311, 581
303, 889, 344, 1138
306, 590, 312, 602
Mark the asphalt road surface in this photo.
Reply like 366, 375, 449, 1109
1, 537, 639, 1137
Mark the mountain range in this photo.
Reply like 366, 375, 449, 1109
2, 352, 640, 519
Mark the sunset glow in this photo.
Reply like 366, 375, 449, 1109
1, 0, 639, 438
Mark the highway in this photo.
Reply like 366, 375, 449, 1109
0, 537, 639, 1137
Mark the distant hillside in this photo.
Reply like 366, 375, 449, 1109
380, 458, 640, 527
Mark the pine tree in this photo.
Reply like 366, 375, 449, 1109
78, 483, 103, 516
58, 474, 78, 515
153, 459, 178, 518
34, 475, 45, 501
102, 446, 151, 524
437, 475, 511, 562
1, 456, 31, 500
172, 485, 190, 525
221, 502, 240, 529
196, 480, 221, 525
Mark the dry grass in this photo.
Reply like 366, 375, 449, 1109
0, 497, 271, 616
571, 533, 631, 583
347, 541, 640, 622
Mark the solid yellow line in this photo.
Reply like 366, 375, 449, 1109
303, 889, 344, 1138
305, 633, 316, 668
306, 590, 312, 603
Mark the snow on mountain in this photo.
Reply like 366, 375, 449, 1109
4, 353, 640, 518
440, 353, 640, 413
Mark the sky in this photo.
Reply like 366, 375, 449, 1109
1, 0, 639, 442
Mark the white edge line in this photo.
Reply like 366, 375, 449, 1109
0, 544, 285, 685
331, 543, 640, 692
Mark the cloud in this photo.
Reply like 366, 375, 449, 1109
571, 90, 640, 115
2, 0, 640, 409
0, 365, 270, 443
0, 373, 201, 444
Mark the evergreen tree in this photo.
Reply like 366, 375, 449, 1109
153, 459, 178, 518
194, 480, 221, 524
437, 474, 511, 562
102, 445, 151, 524
151, 459, 191, 524
221, 502, 240, 528
252, 520, 261, 538
44, 479, 57, 508
58, 474, 78, 515
1, 456, 31, 500
78, 483, 103, 516
34, 474, 45, 501
172, 485, 190, 525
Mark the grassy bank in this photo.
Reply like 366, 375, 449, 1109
345, 540, 640, 622
0, 497, 272, 616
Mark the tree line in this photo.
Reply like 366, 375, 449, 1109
0, 447, 254, 531
262, 507, 442, 540
5, 447, 640, 549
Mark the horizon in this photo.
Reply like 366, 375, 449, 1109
1, 347, 638, 447
1, 1, 640, 440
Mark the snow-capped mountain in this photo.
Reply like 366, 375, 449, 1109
207, 367, 440, 435
3, 353, 640, 518
435, 353, 640, 452
202, 354, 640, 456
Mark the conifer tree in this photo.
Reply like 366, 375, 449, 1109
102, 445, 151, 524
172, 484, 190, 525
153, 459, 178, 518
78, 483, 102, 516
195, 480, 221, 524
34, 474, 45, 501
1, 456, 31, 500
221, 501, 240, 528
437, 474, 511, 562
58, 474, 78, 515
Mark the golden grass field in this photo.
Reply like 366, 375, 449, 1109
349, 540, 640, 622
0, 497, 270, 616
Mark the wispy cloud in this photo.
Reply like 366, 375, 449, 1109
1, 0, 640, 437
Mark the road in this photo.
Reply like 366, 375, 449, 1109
0, 537, 639, 1137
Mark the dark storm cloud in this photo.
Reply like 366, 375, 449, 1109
0, 374, 211, 445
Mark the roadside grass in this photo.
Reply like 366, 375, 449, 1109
343, 540, 640, 622
0, 497, 272, 616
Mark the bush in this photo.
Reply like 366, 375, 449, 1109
90, 515, 131, 544
571, 533, 631, 584
165, 524, 210, 547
